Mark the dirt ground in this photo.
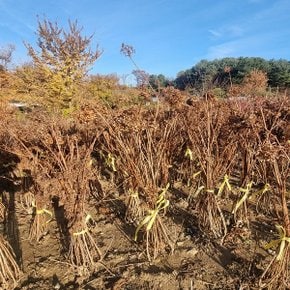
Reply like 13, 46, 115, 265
3, 180, 276, 290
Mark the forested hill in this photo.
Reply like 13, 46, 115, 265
171, 57, 290, 90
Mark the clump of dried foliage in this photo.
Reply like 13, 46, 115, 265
2, 15, 290, 289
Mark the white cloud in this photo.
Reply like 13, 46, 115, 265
227, 25, 244, 37
206, 34, 267, 59
207, 0, 290, 60
205, 27, 290, 60
0, 3, 35, 36
208, 29, 222, 38
207, 42, 236, 59
208, 25, 244, 40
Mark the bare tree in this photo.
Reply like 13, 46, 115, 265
0, 44, 15, 71
132, 69, 149, 88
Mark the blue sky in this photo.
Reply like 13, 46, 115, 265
0, 0, 290, 79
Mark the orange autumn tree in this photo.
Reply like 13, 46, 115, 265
23, 18, 102, 110
242, 69, 268, 96
229, 69, 268, 97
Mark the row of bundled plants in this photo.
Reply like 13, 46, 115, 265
1, 16, 289, 289
0, 94, 289, 289
82, 95, 290, 288
178, 96, 290, 289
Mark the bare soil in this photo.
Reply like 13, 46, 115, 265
4, 181, 275, 290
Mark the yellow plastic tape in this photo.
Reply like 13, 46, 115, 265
157, 183, 170, 202
192, 171, 201, 179
232, 181, 253, 214
264, 225, 290, 260
36, 208, 53, 224
206, 189, 215, 193
73, 214, 93, 236
73, 228, 88, 236
217, 174, 232, 197
134, 187, 170, 241
85, 213, 93, 224
249, 183, 270, 200
36, 208, 53, 216
193, 185, 205, 198
129, 189, 139, 198
185, 148, 193, 161
107, 153, 117, 172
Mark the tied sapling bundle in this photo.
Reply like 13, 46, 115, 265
259, 153, 290, 289
53, 136, 102, 274
100, 107, 177, 259
0, 235, 21, 289
258, 100, 290, 288
185, 99, 237, 240
13, 118, 103, 272
7, 117, 55, 242
0, 196, 20, 288
68, 213, 101, 274
134, 184, 173, 261
29, 195, 53, 242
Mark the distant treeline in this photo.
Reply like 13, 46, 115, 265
149, 57, 290, 90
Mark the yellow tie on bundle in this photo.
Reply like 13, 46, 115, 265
185, 148, 193, 161
249, 183, 270, 199
217, 174, 232, 197
134, 183, 170, 241
264, 225, 290, 261
32, 200, 53, 224
232, 181, 253, 214
106, 153, 117, 172
73, 214, 94, 236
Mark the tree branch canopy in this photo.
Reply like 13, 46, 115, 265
24, 18, 102, 108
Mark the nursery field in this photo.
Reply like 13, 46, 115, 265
0, 96, 289, 289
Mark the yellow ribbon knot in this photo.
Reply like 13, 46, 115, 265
264, 225, 290, 260
134, 184, 170, 241
232, 181, 253, 214
217, 174, 232, 197
185, 148, 193, 161
129, 189, 139, 198
32, 201, 53, 224
73, 214, 94, 236
106, 153, 117, 172
249, 183, 271, 200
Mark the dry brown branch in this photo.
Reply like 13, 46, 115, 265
0, 235, 21, 289
29, 200, 53, 242
68, 214, 102, 274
